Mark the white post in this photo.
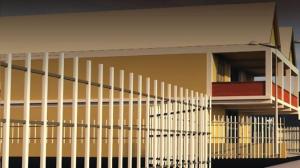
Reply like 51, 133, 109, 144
179, 88, 184, 166
160, 82, 165, 167
184, 89, 189, 167
84, 61, 92, 168
108, 67, 114, 168
137, 75, 142, 168
190, 91, 194, 167
208, 96, 212, 168
145, 78, 150, 167
2, 54, 12, 168
128, 73, 134, 168
118, 70, 124, 168
153, 80, 158, 167
40, 53, 49, 168
96, 64, 103, 168
71, 57, 79, 168
174, 86, 178, 167
167, 84, 172, 167
56, 53, 64, 168
22, 53, 31, 168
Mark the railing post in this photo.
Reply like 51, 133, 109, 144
84, 61, 92, 168
118, 70, 124, 168
71, 56, 79, 168
56, 53, 64, 168
96, 64, 103, 168
108, 67, 114, 168
40, 52, 49, 168
2, 54, 12, 168
128, 73, 134, 168
22, 53, 31, 168
137, 75, 142, 168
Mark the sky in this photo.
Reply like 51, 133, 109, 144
0, 0, 299, 67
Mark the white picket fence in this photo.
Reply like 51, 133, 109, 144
211, 115, 286, 159
0, 52, 212, 168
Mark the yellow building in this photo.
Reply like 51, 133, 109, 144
0, 2, 299, 168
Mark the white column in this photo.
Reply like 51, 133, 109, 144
167, 84, 172, 167
145, 77, 151, 167
184, 89, 189, 166
128, 73, 134, 168
96, 64, 104, 168
137, 75, 142, 168
108, 67, 114, 168
71, 57, 79, 168
265, 49, 273, 97
160, 82, 165, 167
22, 53, 31, 168
179, 88, 184, 167
2, 54, 12, 168
56, 53, 64, 168
208, 96, 212, 168
153, 80, 158, 167
84, 61, 92, 168
173, 86, 178, 167
40, 53, 49, 168
190, 91, 194, 166
118, 70, 124, 168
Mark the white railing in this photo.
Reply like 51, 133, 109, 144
211, 115, 286, 159
0, 52, 211, 168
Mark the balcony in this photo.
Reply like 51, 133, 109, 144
212, 81, 265, 96
212, 81, 298, 108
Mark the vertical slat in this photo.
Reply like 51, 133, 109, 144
208, 96, 212, 168
153, 80, 158, 167
22, 53, 31, 168
173, 86, 178, 167
253, 117, 256, 158
56, 53, 64, 168
97, 64, 103, 168
195, 92, 199, 167
145, 77, 151, 167
160, 82, 165, 167
108, 67, 114, 168
167, 84, 172, 167
2, 54, 12, 168
190, 91, 194, 167
137, 75, 142, 167
118, 70, 124, 168
184, 89, 189, 167
204, 95, 208, 167
40, 52, 49, 168
71, 56, 79, 168
179, 88, 184, 167
200, 94, 204, 167
128, 73, 134, 168
84, 61, 92, 168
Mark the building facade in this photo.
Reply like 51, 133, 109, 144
0, 2, 299, 168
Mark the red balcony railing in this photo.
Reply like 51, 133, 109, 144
212, 81, 265, 96
212, 81, 298, 107
272, 83, 298, 107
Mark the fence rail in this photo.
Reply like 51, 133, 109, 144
211, 115, 286, 159
0, 52, 211, 168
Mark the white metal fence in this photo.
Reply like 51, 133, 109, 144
211, 115, 286, 159
0, 53, 211, 168
283, 126, 300, 153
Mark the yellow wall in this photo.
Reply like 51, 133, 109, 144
0, 53, 207, 157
